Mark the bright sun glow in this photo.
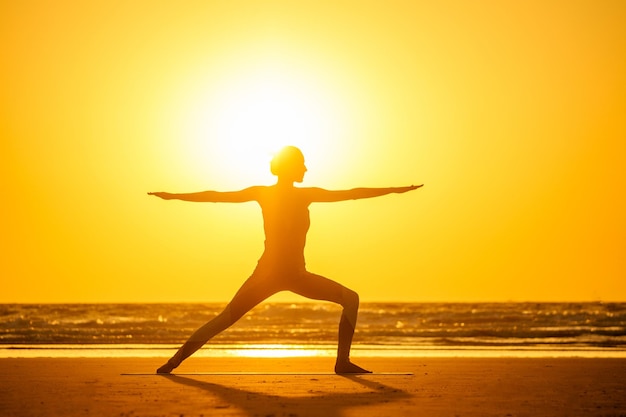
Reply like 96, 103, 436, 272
179, 65, 349, 185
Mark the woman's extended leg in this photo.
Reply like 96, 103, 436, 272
157, 274, 278, 373
289, 272, 371, 374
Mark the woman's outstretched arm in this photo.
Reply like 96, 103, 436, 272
148, 186, 262, 203
307, 184, 423, 203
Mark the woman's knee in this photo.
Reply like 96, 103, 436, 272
341, 287, 359, 308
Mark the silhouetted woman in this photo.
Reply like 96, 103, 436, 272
149, 146, 422, 374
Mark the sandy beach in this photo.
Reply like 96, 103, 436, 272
1, 357, 625, 416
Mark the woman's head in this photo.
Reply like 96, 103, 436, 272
270, 146, 307, 182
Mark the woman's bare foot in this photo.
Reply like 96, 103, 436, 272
334, 360, 372, 374
156, 359, 177, 374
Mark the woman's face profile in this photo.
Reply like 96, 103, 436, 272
292, 161, 307, 183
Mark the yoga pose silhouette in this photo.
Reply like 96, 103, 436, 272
149, 146, 422, 374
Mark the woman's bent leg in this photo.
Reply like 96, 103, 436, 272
289, 273, 370, 374
157, 274, 278, 373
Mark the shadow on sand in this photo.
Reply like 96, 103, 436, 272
162, 374, 410, 417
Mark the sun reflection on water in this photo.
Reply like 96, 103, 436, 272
228, 344, 332, 358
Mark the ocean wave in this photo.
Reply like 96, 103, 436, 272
1, 302, 625, 349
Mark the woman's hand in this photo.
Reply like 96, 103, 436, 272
397, 184, 423, 193
148, 192, 175, 200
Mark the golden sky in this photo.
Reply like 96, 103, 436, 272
1, 1, 624, 303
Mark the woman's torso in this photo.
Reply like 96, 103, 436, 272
256, 185, 310, 272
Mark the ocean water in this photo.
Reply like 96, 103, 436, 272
1, 303, 625, 358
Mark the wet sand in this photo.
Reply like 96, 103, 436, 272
1, 357, 625, 416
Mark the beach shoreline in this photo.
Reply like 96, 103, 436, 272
3, 343, 626, 359
1, 357, 625, 416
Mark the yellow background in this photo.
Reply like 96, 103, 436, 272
2, 1, 624, 302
